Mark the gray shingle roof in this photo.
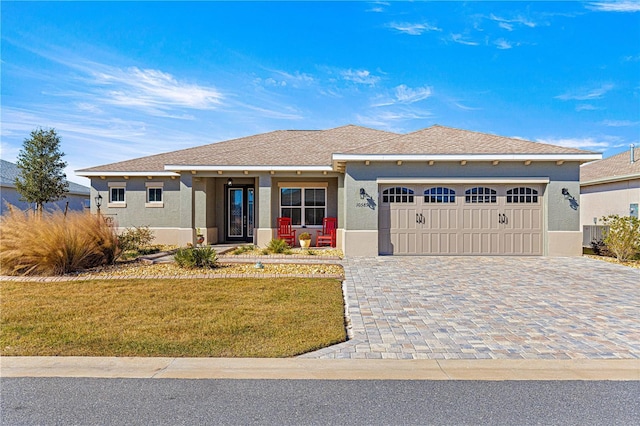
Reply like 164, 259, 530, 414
580, 147, 640, 184
77, 125, 398, 172
77, 124, 598, 175
1, 159, 90, 195
340, 125, 592, 155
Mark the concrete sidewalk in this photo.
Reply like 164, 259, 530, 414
1, 357, 638, 381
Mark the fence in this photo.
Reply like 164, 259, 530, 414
582, 225, 609, 247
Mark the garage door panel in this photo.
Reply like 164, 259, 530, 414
380, 184, 543, 256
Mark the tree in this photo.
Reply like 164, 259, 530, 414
15, 128, 69, 213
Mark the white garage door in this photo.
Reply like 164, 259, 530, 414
379, 184, 543, 255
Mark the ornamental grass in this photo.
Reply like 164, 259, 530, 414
0, 207, 119, 276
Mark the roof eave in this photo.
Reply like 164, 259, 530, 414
76, 171, 180, 178
580, 173, 640, 186
332, 153, 602, 162
164, 165, 334, 172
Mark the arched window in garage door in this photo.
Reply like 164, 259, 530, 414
465, 187, 497, 203
424, 187, 456, 203
382, 187, 415, 203
506, 187, 539, 203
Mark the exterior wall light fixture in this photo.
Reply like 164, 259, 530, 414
227, 178, 233, 186
95, 194, 102, 214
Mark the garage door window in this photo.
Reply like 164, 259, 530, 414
382, 187, 415, 203
507, 187, 539, 203
424, 187, 456, 203
465, 187, 496, 203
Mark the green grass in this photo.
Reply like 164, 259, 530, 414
0, 278, 346, 357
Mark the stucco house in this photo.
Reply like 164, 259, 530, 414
76, 125, 600, 256
1, 159, 90, 215
580, 145, 640, 245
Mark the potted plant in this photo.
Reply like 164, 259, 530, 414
299, 232, 312, 248
196, 227, 205, 245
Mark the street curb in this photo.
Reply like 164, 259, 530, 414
2, 357, 638, 381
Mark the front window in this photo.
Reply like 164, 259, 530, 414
110, 187, 125, 203
280, 187, 326, 226
148, 187, 162, 203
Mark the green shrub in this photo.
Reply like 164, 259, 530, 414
0, 208, 119, 276
118, 226, 155, 252
174, 246, 218, 269
601, 215, 640, 262
232, 245, 255, 255
590, 239, 611, 257
267, 238, 291, 254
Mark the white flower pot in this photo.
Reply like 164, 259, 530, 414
300, 239, 311, 248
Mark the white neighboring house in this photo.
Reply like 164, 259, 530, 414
580, 145, 640, 246
0, 159, 90, 215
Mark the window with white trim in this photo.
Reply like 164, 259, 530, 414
280, 187, 326, 226
507, 187, 539, 203
465, 187, 497, 203
145, 182, 164, 207
108, 182, 126, 207
424, 187, 456, 203
382, 187, 415, 203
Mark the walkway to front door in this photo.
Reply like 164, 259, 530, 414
299, 256, 640, 360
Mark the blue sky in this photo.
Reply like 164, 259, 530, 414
2, 1, 639, 185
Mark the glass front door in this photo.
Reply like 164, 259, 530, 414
227, 185, 254, 242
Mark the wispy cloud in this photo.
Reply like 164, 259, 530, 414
394, 85, 433, 103
587, 1, 640, 12
576, 104, 600, 111
600, 119, 640, 127
340, 69, 381, 86
356, 108, 433, 128
450, 34, 479, 46
537, 137, 613, 150
489, 14, 538, 29
371, 84, 433, 107
388, 22, 441, 35
92, 66, 223, 111
555, 83, 615, 101
494, 39, 515, 49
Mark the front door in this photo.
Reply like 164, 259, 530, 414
226, 185, 254, 242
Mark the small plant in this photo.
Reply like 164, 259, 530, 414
174, 246, 218, 269
233, 245, 255, 255
590, 240, 611, 257
118, 226, 155, 252
299, 232, 311, 240
305, 249, 317, 256
267, 238, 292, 254
601, 215, 640, 262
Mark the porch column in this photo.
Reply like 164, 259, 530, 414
193, 177, 208, 243
255, 173, 273, 247
336, 174, 345, 250
179, 173, 195, 244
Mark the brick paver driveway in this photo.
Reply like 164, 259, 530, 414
300, 257, 640, 360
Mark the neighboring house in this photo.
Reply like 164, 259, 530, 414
580, 145, 640, 245
1, 159, 90, 215
76, 125, 600, 256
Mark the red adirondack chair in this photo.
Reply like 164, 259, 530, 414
277, 217, 297, 247
316, 217, 337, 247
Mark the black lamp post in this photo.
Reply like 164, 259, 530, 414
95, 194, 103, 215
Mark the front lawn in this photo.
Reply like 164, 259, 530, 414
0, 278, 346, 357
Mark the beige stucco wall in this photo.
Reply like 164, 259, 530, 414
580, 179, 640, 227
546, 231, 583, 256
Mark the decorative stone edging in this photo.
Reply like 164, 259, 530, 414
0, 273, 345, 282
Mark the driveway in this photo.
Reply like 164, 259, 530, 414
300, 257, 640, 360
